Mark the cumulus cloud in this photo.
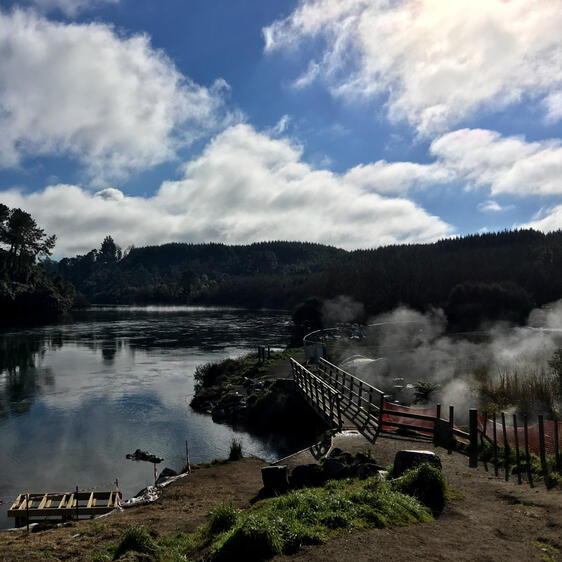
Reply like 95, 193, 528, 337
1, 124, 452, 256
264, 0, 562, 134
522, 205, 562, 233
430, 129, 562, 196
0, 9, 232, 183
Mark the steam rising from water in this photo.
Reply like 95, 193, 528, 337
324, 297, 562, 419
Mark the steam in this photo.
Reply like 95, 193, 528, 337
329, 300, 562, 420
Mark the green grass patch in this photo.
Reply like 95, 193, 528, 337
209, 477, 432, 560
392, 463, 447, 513
207, 504, 239, 536
113, 526, 158, 560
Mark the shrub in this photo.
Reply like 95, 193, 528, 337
393, 463, 447, 513
207, 504, 239, 536
213, 514, 284, 561
113, 526, 158, 560
228, 439, 243, 461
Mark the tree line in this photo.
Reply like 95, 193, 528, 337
0, 204, 75, 326
2, 202, 561, 330
56, 228, 562, 331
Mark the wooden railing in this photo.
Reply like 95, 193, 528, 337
291, 358, 561, 487
290, 358, 342, 428
315, 357, 385, 429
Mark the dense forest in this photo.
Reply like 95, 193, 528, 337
54, 229, 562, 331
0, 204, 75, 326
2, 202, 560, 329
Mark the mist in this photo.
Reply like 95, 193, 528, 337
320, 297, 562, 422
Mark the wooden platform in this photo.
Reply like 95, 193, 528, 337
8, 491, 120, 526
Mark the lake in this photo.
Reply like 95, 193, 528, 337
0, 306, 297, 528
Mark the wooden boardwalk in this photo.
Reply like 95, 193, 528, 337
8, 491, 120, 527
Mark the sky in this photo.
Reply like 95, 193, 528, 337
0, 0, 560, 257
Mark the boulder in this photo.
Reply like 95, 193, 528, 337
356, 463, 383, 480
393, 450, 442, 476
261, 465, 289, 493
322, 458, 349, 480
290, 464, 325, 488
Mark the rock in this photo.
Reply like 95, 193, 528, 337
126, 449, 163, 463
261, 465, 289, 493
159, 467, 177, 479
290, 464, 325, 488
352, 452, 374, 466
328, 447, 343, 458
393, 450, 442, 476
356, 463, 383, 480
322, 458, 349, 480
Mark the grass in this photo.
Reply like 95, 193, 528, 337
473, 354, 561, 418
228, 439, 243, 461
111, 474, 434, 561
112, 526, 158, 560
392, 463, 447, 513
208, 476, 432, 560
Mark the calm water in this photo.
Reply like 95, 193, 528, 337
0, 306, 296, 528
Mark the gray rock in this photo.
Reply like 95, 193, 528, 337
322, 458, 349, 479
393, 450, 442, 476
290, 464, 325, 488
261, 465, 289, 493
356, 463, 382, 480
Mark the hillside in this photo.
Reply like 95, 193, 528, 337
55, 230, 562, 325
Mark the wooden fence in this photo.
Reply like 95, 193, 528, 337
290, 359, 342, 428
290, 358, 561, 487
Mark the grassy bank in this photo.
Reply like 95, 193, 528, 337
94, 463, 441, 561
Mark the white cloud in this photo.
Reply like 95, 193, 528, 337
1, 124, 453, 256
0, 9, 232, 183
477, 200, 503, 213
344, 161, 450, 195
264, 0, 562, 134
522, 205, 562, 233
430, 129, 562, 196
27, 0, 120, 16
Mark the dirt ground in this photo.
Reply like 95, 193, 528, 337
0, 430, 560, 562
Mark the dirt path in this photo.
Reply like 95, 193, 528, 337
274, 431, 562, 562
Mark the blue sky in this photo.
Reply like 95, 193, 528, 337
0, 0, 560, 257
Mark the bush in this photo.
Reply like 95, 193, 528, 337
213, 514, 284, 561
393, 463, 447, 513
229, 439, 243, 461
113, 526, 158, 559
207, 504, 239, 536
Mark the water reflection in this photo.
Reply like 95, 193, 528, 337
0, 307, 297, 528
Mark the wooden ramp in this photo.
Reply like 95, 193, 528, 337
8, 491, 120, 527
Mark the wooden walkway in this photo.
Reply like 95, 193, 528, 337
8, 491, 120, 527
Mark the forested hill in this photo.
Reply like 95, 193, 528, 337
56, 229, 562, 328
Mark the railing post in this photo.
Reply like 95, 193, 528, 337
493, 413, 498, 477
555, 418, 560, 471
538, 415, 548, 485
469, 408, 478, 468
524, 415, 533, 487
513, 414, 522, 484
501, 412, 509, 481
448, 405, 454, 454
378, 392, 385, 431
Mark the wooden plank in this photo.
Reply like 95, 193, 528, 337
38, 494, 48, 510
87, 492, 94, 509
58, 495, 67, 509
9, 495, 22, 511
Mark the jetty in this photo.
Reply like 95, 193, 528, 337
8, 491, 120, 527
